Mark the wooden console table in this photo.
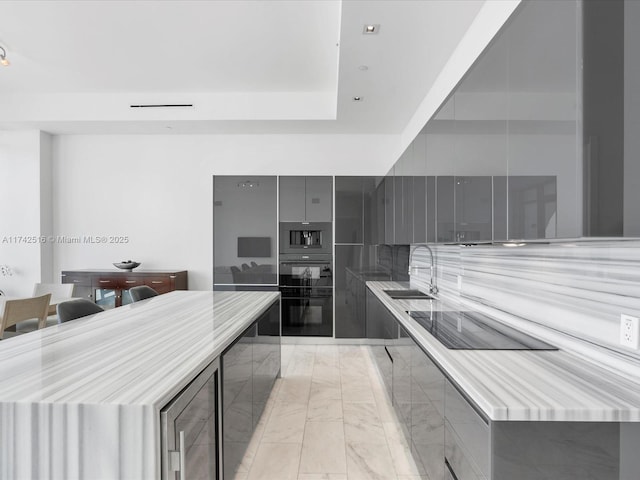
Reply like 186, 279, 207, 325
61, 269, 188, 308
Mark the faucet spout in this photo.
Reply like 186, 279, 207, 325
408, 244, 439, 296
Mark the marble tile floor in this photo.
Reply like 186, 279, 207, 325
233, 344, 428, 480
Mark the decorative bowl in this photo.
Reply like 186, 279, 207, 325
113, 261, 141, 271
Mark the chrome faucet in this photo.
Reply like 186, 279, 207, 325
408, 244, 438, 296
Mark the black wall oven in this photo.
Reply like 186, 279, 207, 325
279, 254, 333, 336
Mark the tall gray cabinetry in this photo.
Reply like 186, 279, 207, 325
335, 177, 378, 338
213, 176, 278, 290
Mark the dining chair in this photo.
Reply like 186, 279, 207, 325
33, 283, 75, 316
0, 294, 51, 340
230, 266, 242, 283
129, 285, 159, 302
57, 299, 104, 323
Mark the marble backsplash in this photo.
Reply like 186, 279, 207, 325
409, 240, 640, 379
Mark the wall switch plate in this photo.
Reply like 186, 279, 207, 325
620, 314, 640, 349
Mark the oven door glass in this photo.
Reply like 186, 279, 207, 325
281, 288, 332, 336
279, 263, 332, 288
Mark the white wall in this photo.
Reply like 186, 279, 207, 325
0, 130, 52, 296
51, 134, 398, 290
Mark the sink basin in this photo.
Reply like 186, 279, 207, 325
383, 289, 434, 300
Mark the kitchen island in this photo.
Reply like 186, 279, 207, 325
0, 290, 280, 480
366, 281, 640, 480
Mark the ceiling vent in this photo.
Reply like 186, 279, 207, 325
130, 104, 194, 108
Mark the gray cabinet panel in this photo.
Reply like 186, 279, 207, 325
335, 177, 363, 244
412, 341, 445, 480
455, 176, 492, 242
363, 177, 377, 246
366, 288, 394, 393
305, 176, 332, 222
279, 176, 306, 222
222, 302, 280, 479
444, 380, 489, 479
384, 174, 395, 244
335, 245, 364, 338
222, 329, 253, 480
280, 176, 332, 222
426, 176, 437, 243
413, 176, 427, 244
213, 176, 278, 286
508, 176, 557, 239
493, 177, 508, 241
374, 179, 386, 245
437, 177, 455, 243
393, 326, 413, 440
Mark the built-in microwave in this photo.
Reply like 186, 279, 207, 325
279, 222, 332, 255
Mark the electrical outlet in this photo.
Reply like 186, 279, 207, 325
620, 314, 640, 349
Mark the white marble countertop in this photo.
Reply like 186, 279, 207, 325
367, 281, 640, 422
0, 290, 279, 480
0, 290, 278, 406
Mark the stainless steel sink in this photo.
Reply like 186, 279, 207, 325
383, 289, 434, 300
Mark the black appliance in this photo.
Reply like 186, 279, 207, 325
407, 310, 557, 350
279, 253, 333, 336
279, 222, 332, 255
161, 359, 219, 480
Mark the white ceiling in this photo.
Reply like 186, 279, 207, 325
0, 0, 487, 134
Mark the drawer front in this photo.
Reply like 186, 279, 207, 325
94, 277, 120, 289
120, 277, 145, 288
445, 381, 489, 478
445, 423, 487, 480
145, 276, 174, 294
61, 273, 92, 287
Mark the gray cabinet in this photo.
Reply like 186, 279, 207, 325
366, 288, 395, 393
413, 176, 427, 244
335, 177, 378, 339
213, 176, 278, 287
392, 326, 413, 440
444, 380, 489, 480
335, 245, 364, 338
368, 292, 621, 480
279, 176, 332, 222
412, 337, 445, 480
335, 177, 364, 244
384, 174, 395, 244
279, 176, 306, 222
222, 301, 280, 479
455, 177, 492, 242
368, 302, 447, 480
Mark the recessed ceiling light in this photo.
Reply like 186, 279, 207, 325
358, 65, 369, 71
363, 24, 380, 34
352, 96, 363, 102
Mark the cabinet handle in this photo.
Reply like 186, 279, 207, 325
73, 280, 81, 283
152, 281, 164, 284
445, 459, 459, 480
169, 275, 176, 279
384, 346, 393, 363
179, 430, 186, 480
99, 280, 110, 284
125, 280, 136, 284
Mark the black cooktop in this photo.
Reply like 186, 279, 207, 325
407, 310, 557, 350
